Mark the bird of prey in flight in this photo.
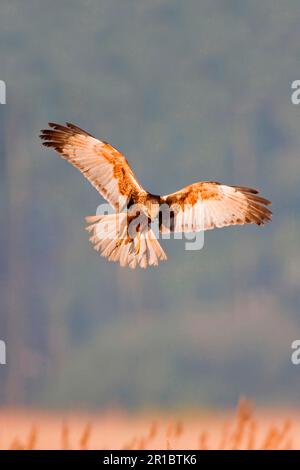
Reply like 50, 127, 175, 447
40, 122, 272, 269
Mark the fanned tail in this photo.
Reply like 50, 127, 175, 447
85, 214, 167, 269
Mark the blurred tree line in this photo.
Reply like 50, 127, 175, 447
0, 0, 300, 409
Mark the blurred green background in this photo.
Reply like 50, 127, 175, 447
1, 0, 300, 409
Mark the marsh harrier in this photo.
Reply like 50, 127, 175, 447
40, 123, 272, 269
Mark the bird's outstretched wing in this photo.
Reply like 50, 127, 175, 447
160, 182, 272, 233
40, 122, 146, 211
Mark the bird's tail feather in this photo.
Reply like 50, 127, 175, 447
85, 213, 167, 269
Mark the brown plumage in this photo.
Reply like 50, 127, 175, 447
40, 122, 272, 269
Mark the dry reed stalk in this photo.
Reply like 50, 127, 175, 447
275, 420, 291, 449
246, 419, 257, 450
79, 423, 92, 450
166, 419, 183, 443
166, 421, 173, 439
4, 398, 296, 451
122, 436, 137, 450
61, 423, 70, 450
230, 398, 252, 449
27, 425, 38, 450
263, 420, 292, 450
166, 439, 172, 450
218, 422, 229, 450
198, 431, 209, 450
260, 426, 279, 450
9, 438, 24, 450
136, 437, 146, 450
146, 421, 158, 442
174, 420, 183, 438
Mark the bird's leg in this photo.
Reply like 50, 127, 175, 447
134, 231, 141, 255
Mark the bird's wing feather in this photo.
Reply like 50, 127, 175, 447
160, 182, 272, 233
40, 122, 146, 211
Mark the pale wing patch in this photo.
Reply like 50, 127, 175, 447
63, 137, 129, 210
40, 123, 146, 211
161, 182, 272, 233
